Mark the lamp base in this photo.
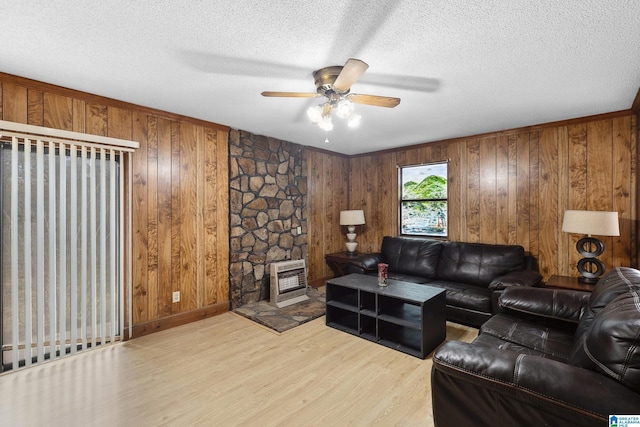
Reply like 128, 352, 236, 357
576, 257, 605, 284
577, 276, 599, 284
574, 236, 606, 285
345, 241, 358, 254
576, 236, 604, 258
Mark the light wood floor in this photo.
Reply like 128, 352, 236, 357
0, 313, 477, 427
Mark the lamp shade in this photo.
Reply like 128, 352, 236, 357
340, 210, 365, 226
561, 210, 619, 236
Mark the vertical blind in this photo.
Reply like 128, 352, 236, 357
0, 120, 137, 372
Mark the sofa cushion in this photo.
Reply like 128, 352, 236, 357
471, 333, 562, 359
568, 267, 640, 367
436, 241, 525, 287
479, 313, 575, 361
488, 269, 543, 290
498, 286, 589, 324
583, 290, 640, 393
428, 280, 492, 313
380, 236, 443, 279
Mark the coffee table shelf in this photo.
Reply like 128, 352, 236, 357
326, 273, 446, 359
379, 325, 422, 354
327, 299, 358, 313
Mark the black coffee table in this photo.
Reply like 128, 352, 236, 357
325, 273, 446, 359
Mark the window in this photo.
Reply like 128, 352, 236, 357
399, 162, 448, 237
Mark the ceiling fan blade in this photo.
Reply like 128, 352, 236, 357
261, 91, 318, 98
349, 94, 401, 108
333, 58, 369, 92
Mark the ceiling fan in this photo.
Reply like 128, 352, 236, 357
261, 58, 400, 131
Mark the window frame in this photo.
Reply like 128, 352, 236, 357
398, 161, 449, 238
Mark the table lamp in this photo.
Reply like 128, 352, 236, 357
339, 210, 365, 255
561, 210, 619, 283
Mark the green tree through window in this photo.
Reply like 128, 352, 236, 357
400, 162, 448, 236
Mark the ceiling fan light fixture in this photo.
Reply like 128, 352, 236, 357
306, 105, 323, 123
262, 58, 400, 136
318, 115, 333, 131
335, 99, 354, 119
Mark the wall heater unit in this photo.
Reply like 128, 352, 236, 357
270, 259, 309, 308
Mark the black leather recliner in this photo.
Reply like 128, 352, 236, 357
431, 266, 640, 426
347, 236, 542, 327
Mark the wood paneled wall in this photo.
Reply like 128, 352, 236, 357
347, 113, 637, 280
3, 71, 638, 337
306, 150, 350, 281
0, 73, 230, 337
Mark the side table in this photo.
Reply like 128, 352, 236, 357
324, 251, 361, 277
543, 274, 596, 292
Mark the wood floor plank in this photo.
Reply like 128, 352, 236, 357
0, 313, 477, 426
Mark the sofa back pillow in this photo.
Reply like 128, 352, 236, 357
568, 267, 640, 368
435, 242, 525, 287
380, 236, 443, 279
583, 290, 640, 393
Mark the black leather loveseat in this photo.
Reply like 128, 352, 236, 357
431, 266, 640, 426
347, 236, 542, 327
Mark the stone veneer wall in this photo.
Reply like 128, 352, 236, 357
228, 130, 308, 309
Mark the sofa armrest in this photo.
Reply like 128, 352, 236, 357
432, 341, 640, 426
488, 270, 542, 290
498, 286, 589, 323
346, 253, 383, 274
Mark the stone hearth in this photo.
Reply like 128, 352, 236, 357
229, 130, 308, 309
234, 286, 325, 333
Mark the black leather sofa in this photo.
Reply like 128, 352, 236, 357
347, 236, 542, 327
431, 266, 640, 426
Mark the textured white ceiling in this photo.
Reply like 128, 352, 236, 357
1, 1, 639, 155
